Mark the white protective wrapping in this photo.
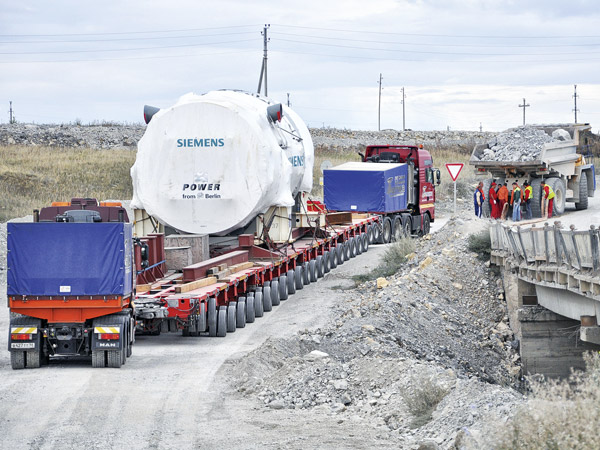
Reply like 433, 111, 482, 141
131, 90, 314, 235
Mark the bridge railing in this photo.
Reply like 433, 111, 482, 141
490, 221, 600, 272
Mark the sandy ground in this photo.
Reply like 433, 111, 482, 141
0, 217, 448, 450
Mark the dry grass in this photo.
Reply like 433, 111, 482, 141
485, 352, 600, 449
0, 145, 135, 221
402, 376, 450, 428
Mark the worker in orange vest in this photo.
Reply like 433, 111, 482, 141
541, 180, 556, 218
523, 181, 533, 220
497, 183, 509, 220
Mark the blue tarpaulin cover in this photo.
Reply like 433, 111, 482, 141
7, 222, 133, 297
324, 162, 408, 213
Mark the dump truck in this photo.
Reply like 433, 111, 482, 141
7, 199, 135, 369
470, 124, 595, 217
323, 144, 441, 243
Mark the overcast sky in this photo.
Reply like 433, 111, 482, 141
1, 1, 599, 132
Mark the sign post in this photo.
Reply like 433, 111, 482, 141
445, 163, 464, 215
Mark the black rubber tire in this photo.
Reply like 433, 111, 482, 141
422, 213, 431, 236
199, 302, 207, 334
382, 217, 392, 244
392, 216, 403, 242
402, 216, 411, 238
287, 269, 296, 295
337, 245, 345, 265
575, 171, 589, 210
330, 248, 338, 269
481, 178, 493, 218
263, 286, 273, 311
10, 351, 25, 370
236, 300, 246, 328
374, 221, 384, 244
279, 274, 289, 300
316, 255, 324, 277
303, 263, 311, 284
549, 177, 566, 216
351, 238, 358, 257
208, 297, 218, 337
295, 266, 304, 290
108, 350, 122, 368
530, 178, 543, 218
271, 279, 281, 306
309, 260, 317, 282
217, 307, 227, 337
246, 297, 255, 323
323, 252, 331, 273
254, 291, 264, 317
356, 236, 363, 255
227, 304, 237, 332
91, 350, 105, 368
367, 225, 374, 244
363, 233, 369, 252
121, 325, 127, 366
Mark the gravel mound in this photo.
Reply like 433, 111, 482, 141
228, 215, 523, 448
472, 126, 562, 162
0, 123, 493, 152
0, 123, 144, 149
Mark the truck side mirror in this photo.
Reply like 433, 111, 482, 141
358, 152, 365, 161
436, 169, 441, 185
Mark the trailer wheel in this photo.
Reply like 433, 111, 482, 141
382, 217, 392, 244
362, 233, 369, 252
315, 255, 324, 278
343, 241, 350, 261
392, 216, 403, 242
367, 225, 374, 244
10, 351, 25, 370
208, 297, 218, 337
91, 350, 105, 368
530, 178, 543, 218
303, 262, 312, 284
287, 269, 296, 295
263, 286, 273, 311
254, 291, 264, 317
373, 222, 383, 244
330, 248, 338, 269
227, 304, 237, 332
199, 302, 207, 333
108, 350, 122, 368
350, 238, 358, 257
271, 279, 281, 306
217, 307, 227, 337
323, 252, 331, 274
236, 300, 246, 328
295, 266, 304, 290
308, 260, 317, 282
246, 297, 256, 323
575, 172, 589, 210
549, 177, 566, 216
279, 274, 289, 300
402, 216, 411, 238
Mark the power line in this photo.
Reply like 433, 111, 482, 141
0, 24, 259, 38
274, 24, 600, 40
0, 38, 256, 55
274, 37, 599, 56
0, 31, 257, 44
270, 31, 600, 49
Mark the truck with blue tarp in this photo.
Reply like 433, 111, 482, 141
324, 145, 440, 243
7, 199, 135, 369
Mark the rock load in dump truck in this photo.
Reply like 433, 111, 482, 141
131, 90, 314, 236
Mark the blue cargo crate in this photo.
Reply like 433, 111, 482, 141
324, 162, 408, 213
7, 222, 133, 297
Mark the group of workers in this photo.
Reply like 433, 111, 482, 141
474, 179, 555, 222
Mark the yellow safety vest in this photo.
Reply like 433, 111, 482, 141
525, 185, 533, 200
546, 185, 555, 200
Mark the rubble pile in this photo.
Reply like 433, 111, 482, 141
472, 126, 561, 162
229, 216, 523, 448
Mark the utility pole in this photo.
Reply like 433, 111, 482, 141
377, 73, 383, 131
519, 98, 530, 126
401, 87, 406, 131
287, 93, 291, 107
480, 122, 482, 132
573, 84, 579, 123
257, 24, 270, 97
9, 101, 14, 124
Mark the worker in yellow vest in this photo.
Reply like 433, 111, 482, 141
540, 180, 555, 218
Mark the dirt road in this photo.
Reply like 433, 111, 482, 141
0, 218, 447, 449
